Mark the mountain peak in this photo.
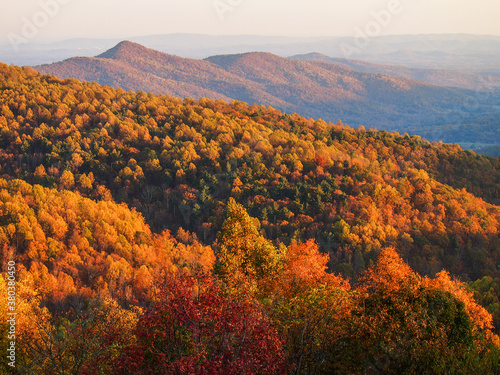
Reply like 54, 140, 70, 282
214, 51, 281, 61
205, 51, 287, 71
97, 40, 149, 59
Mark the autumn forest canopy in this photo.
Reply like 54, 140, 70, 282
2, 63, 500, 373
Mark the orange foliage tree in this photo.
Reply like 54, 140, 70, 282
342, 247, 500, 374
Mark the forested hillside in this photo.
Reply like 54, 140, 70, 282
2, 63, 500, 373
3, 63, 500, 278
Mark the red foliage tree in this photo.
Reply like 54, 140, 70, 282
114, 273, 288, 375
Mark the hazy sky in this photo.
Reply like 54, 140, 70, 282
1, 0, 500, 45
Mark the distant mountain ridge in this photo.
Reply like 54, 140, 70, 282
34, 41, 500, 144
37, 41, 289, 108
4, 33, 500, 69
291, 53, 500, 91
